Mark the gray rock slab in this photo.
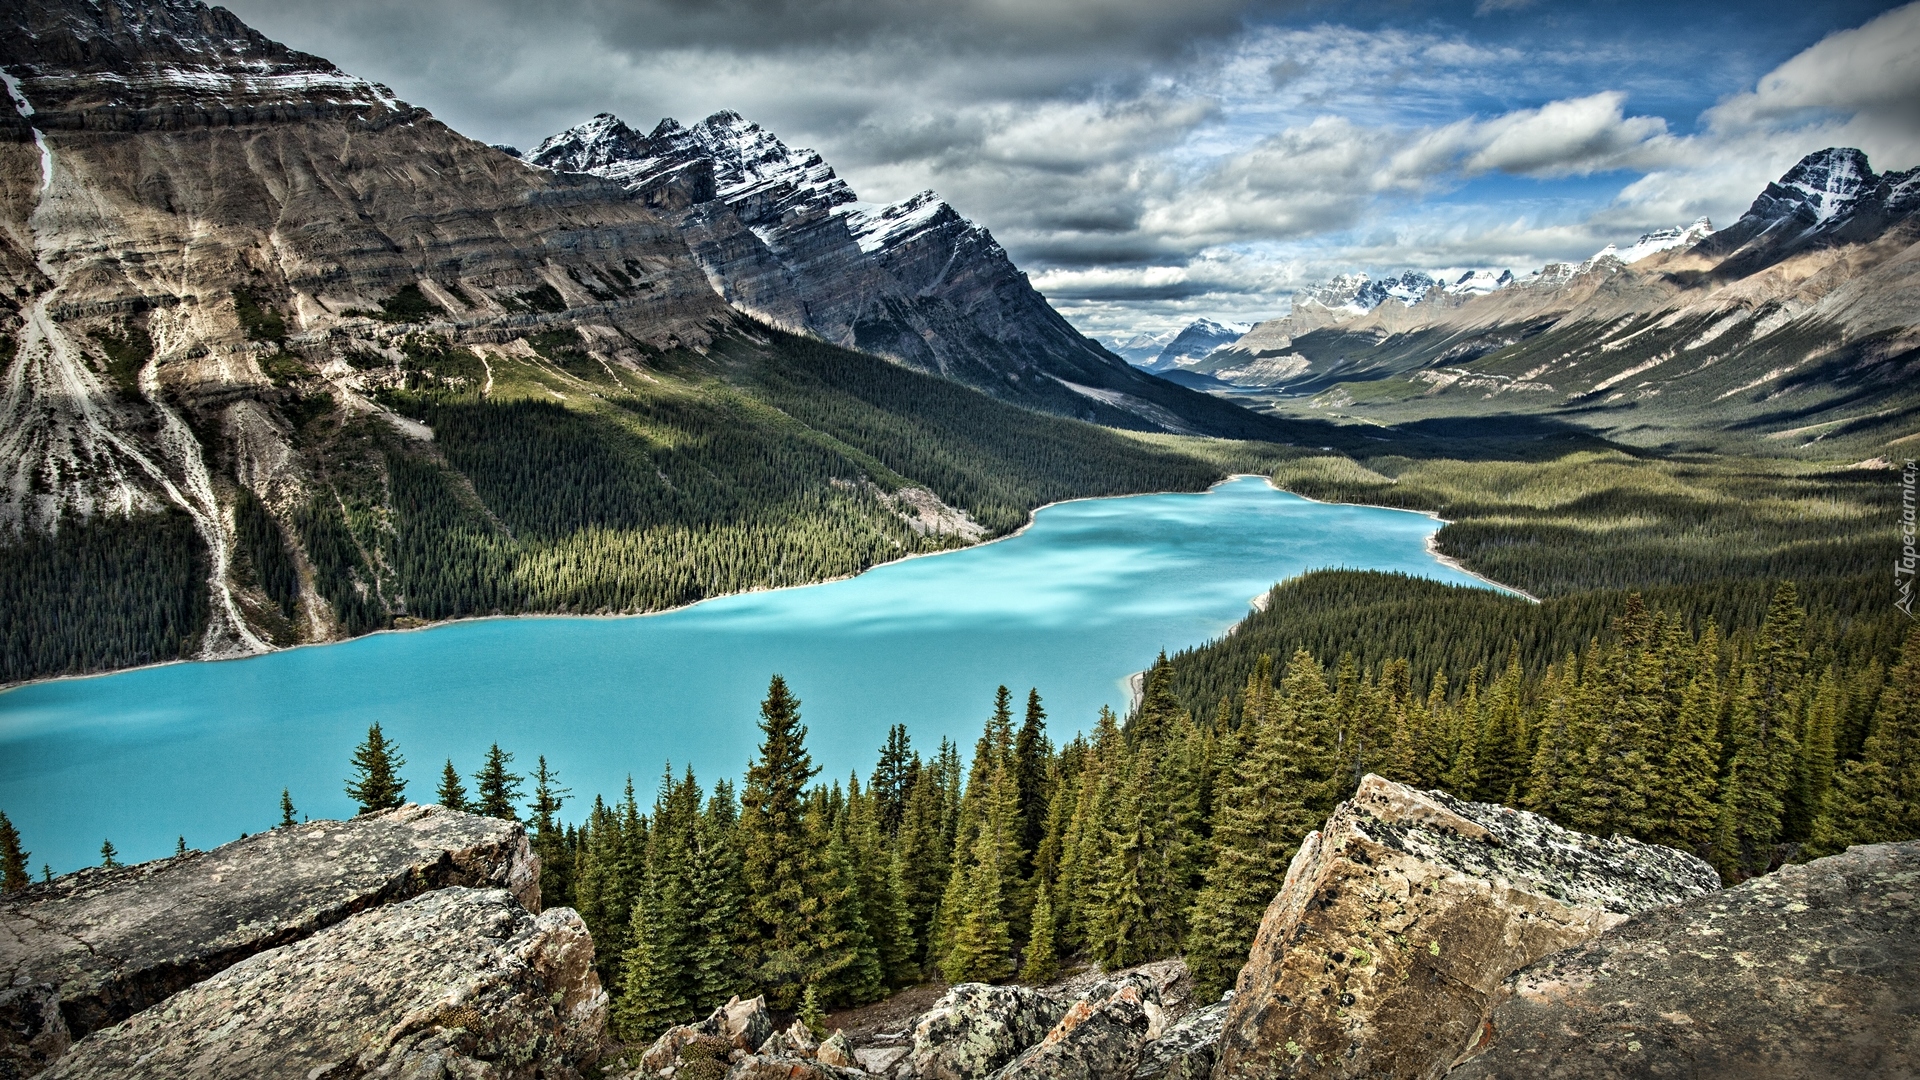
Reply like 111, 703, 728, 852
0, 804, 535, 1045
39, 887, 603, 1080
1450, 840, 1920, 1080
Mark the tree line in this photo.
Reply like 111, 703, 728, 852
294, 578, 1919, 1047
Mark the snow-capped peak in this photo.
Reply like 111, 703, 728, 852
1446, 269, 1514, 295
528, 113, 649, 173
1585, 217, 1715, 267
1779, 147, 1874, 224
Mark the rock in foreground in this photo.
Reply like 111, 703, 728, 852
1451, 840, 1919, 1079
907, 984, 1071, 1080
0, 804, 534, 1072
40, 887, 604, 1080
1212, 775, 1719, 1080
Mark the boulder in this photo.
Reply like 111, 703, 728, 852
640, 1026, 735, 1075
1131, 994, 1231, 1080
714, 995, 776, 1051
993, 972, 1164, 1080
1451, 840, 1920, 1079
1211, 775, 1720, 1080
38, 886, 605, 1080
906, 984, 1070, 1080
763, 1018, 819, 1057
0, 803, 536, 1059
816, 1031, 855, 1069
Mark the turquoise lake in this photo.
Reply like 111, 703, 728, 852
0, 477, 1504, 873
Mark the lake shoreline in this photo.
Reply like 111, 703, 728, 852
1, 473, 1531, 694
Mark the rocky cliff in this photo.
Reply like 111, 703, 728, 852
528, 112, 1284, 438
0, 804, 600, 1080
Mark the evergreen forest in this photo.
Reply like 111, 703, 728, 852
294, 578, 1920, 1045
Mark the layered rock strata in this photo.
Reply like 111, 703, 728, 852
0, 804, 534, 1074
1450, 840, 1919, 1079
39, 886, 605, 1080
1210, 775, 1720, 1080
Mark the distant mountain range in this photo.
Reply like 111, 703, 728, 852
1183, 149, 1918, 449
522, 111, 1281, 438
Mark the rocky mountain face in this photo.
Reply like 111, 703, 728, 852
527, 112, 1281, 437
0, 0, 732, 657
1204, 149, 1920, 449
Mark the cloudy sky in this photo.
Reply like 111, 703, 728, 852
222, 0, 1920, 342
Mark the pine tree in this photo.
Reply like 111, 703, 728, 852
280, 788, 297, 828
686, 780, 747, 1010
100, 839, 120, 868
798, 983, 826, 1038
942, 760, 1019, 983
175, 836, 187, 857
436, 759, 471, 811
870, 724, 914, 836
739, 675, 821, 1008
1475, 648, 1527, 803
472, 744, 524, 821
0, 811, 28, 893
345, 723, 407, 815
1014, 689, 1052, 875
529, 756, 573, 906
1020, 879, 1059, 984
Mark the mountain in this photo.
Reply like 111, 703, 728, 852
1197, 148, 1920, 449
0, 0, 1306, 685
1142, 319, 1250, 372
526, 112, 1285, 438
1108, 328, 1180, 365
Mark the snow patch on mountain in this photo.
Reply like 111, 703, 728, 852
1588, 218, 1715, 266
1150, 318, 1251, 370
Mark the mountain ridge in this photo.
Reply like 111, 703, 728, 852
526, 110, 1288, 439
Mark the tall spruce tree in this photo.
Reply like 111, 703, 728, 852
1014, 689, 1052, 874
529, 756, 573, 906
739, 675, 821, 1007
345, 722, 407, 814
0, 811, 29, 893
280, 788, 297, 828
99, 839, 119, 868
473, 744, 524, 821
870, 724, 914, 836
